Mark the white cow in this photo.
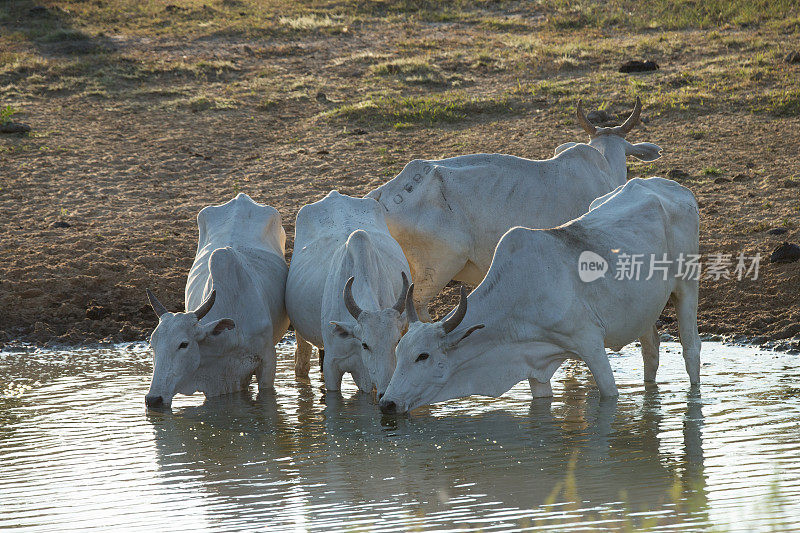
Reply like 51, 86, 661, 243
366, 98, 661, 320
285, 190, 411, 395
145, 193, 290, 408
379, 177, 700, 414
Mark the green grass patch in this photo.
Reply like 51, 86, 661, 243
278, 14, 348, 33
760, 87, 800, 116
39, 28, 92, 43
549, 10, 591, 30
0, 0, 795, 47
1, 104, 19, 124
479, 16, 533, 32
370, 57, 449, 85
327, 91, 516, 127
543, 0, 799, 30
279, 14, 335, 30
185, 95, 239, 112
257, 97, 278, 111
0, 52, 49, 75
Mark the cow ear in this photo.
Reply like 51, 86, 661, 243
626, 141, 662, 162
199, 318, 235, 341
212, 319, 236, 335
448, 324, 484, 348
330, 321, 355, 339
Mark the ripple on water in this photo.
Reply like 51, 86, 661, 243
0, 342, 799, 532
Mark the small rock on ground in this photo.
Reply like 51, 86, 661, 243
714, 177, 731, 184
28, 6, 49, 16
767, 228, 788, 235
52, 221, 71, 228
667, 168, 690, 180
0, 122, 31, 134
619, 60, 659, 73
586, 109, 613, 124
769, 242, 800, 263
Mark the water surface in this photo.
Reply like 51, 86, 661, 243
1, 341, 799, 531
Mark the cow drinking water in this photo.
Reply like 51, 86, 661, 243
144, 193, 289, 408
285, 191, 411, 396
380, 177, 701, 414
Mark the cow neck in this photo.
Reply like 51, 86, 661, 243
440, 291, 567, 398
443, 295, 521, 380
588, 135, 628, 187
190, 346, 256, 397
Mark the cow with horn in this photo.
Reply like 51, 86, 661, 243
286, 191, 413, 397
379, 177, 701, 414
367, 98, 662, 326
144, 194, 289, 408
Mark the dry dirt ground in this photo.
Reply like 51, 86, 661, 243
1, 0, 799, 349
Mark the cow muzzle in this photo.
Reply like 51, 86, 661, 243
379, 400, 397, 415
145, 395, 164, 409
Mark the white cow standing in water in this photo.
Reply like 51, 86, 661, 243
367, 98, 661, 320
285, 191, 411, 396
379, 177, 701, 414
145, 193, 290, 408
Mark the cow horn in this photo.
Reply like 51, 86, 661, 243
343, 277, 363, 319
617, 97, 642, 136
392, 272, 409, 313
441, 286, 469, 334
146, 288, 168, 318
193, 289, 216, 320
405, 283, 419, 323
576, 100, 597, 137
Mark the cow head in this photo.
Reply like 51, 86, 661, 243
145, 289, 237, 408
555, 98, 662, 186
378, 284, 484, 414
330, 272, 410, 397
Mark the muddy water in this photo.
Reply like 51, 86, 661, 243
1, 341, 799, 532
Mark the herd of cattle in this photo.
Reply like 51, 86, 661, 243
143, 98, 701, 414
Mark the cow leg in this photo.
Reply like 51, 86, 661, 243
257, 344, 277, 392
322, 354, 344, 391
640, 324, 660, 383
294, 332, 313, 378
529, 378, 553, 398
673, 286, 701, 385
581, 346, 619, 397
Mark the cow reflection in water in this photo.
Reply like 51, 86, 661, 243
148, 381, 708, 529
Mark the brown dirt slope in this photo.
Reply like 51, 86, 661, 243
1, 0, 799, 347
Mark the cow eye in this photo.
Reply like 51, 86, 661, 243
361, 342, 370, 351
415, 353, 430, 362
178, 341, 189, 350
